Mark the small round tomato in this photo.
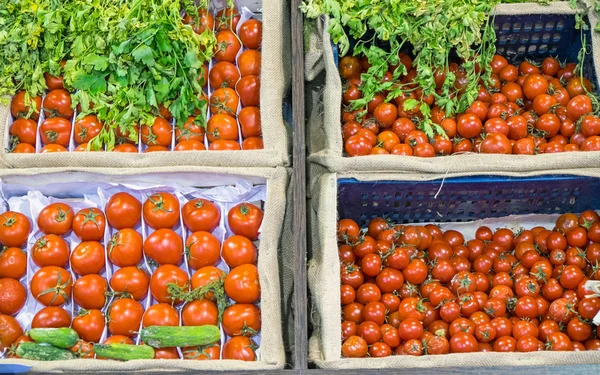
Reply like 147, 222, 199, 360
32, 306, 71, 329
108, 229, 143, 267
143, 192, 180, 230
181, 198, 220, 233
238, 50, 261, 77
210, 61, 240, 90
38, 203, 73, 236
74, 115, 103, 144
546, 331, 573, 351
72, 208, 106, 241
10, 119, 37, 146
523, 74, 549, 100
225, 264, 260, 303
141, 117, 172, 147
236, 75, 260, 107
73, 274, 107, 310
110, 266, 149, 301
106, 192, 142, 229
107, 298, 144, 337
457, 114, 482, 139
0, 212, 30, 251
30, 266, 72, 306
176, 116, 205, 142
11, 91, 42, 120
150, 264, 189, 305
143, 229, 183, 266
223, 336, 257, 361
72, 309, 104, 342
0, 248, 26, 279
182, 299, 218, 327
222, 235, 257, 268
43, 89, 74, 119
238, 19, 262, 49
567, 95, 593, 121
228, 203, 263, 240
142, 303, 179, 327
0, 278, 26, 315
186, 231, 221, 270
449, 332, 478, 353
214, 30, 241, 63
70, 241, 105, 276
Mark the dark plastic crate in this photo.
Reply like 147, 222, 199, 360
333, 12, 598, 90
338, 175, 600, 227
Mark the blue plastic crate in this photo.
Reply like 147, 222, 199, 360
332, 12, 598, 90
338, 175, 600, 227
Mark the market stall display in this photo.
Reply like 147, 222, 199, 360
0, 0, 290, 168
309, 171, 600, 368
0, 167, 287, 371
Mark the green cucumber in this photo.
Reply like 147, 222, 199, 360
140, 325, 220, 348
28, 328, 79, 349
15, 342, 77, 361
93, 343, 155, 361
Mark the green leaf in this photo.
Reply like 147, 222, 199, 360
82, 54, 109, 71
403, 99, 419, 111
132, 44, 155, 66
72, 72, 107, 94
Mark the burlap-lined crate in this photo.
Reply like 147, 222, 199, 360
308, 169, 600, 369
0, 0, 291, 169
0, 166, 288, 372
306, 2, 600, 176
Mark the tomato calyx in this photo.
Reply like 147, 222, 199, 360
54, 206, 71, 223
147, 194, 174, 214
77, 308, 92, 317
210, 94, 236, 116
78, 127, 88, 141
216, 40, 232, 54
70, 340, 94, 358
182, 343, 219, 359
506, 297, 517, 313
34, 237, 49, 248
36, 270, 72, 305
1, 213, 19, 227
79, 208, 102, 229
240, 322, 259, 337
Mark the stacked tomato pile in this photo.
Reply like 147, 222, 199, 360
338, 212, 600, 357
341, 54, 600, 157
8, 7, 263, 153
0, 190, 264, 361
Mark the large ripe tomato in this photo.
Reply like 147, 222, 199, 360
457, 114, 482, 139
70, 241, 105, 276
10, 143, 35, 153
479, 132, 511, 154
176, 116, 205, 142
210, 87, 239, 116
141, 117, 173, 147
546, 331, 573, 351
105, 192, 142, 229
535, 113, 561, 138
225, 264, 260, 303
223, 336, 257, 361
142, 303, 179, 327
191, 266, 224, 300
0, 212, 29, 249
0, 248, 26, 279
222, 235, 257, 268
222, 304, 261, 337
0, 278, 26, 315
107, 298, 144, 337
10, 119, 37, 146
31, 306, 70, 328
108, 229, 143, 267
72, 309, 104, 342
214, 30, 241, 63
238, 19, 262, 50
209, 61, 240, 90
72, 208, 106, 241
143, 192, 180, 230
43, 89, 74, 119
38, 203, 73, 236
182, 299, 218, 326
143, 229, 183, 266
567, 95, 593, 121
73, 274, 107, 310
0, 314, 23, 351
39, 117, 71, 147
238, 50, 261, 77
110, 266, 149, 301
31, 234, 69, 268
74, 115, 103, 144
150, 264, 189, 305
449, 332, 478, 353
228, 203, 263, 241
30, 266, 72, 306
186, 231, 221, 270
11, 91, 42, 120
236, 75, 260, 107
523, 74, 549, 100
182, 198, 220, 233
